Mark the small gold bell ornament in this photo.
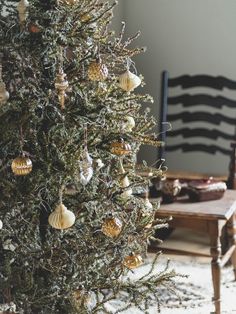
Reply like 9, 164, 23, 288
123, 252, 143, 269
17, 0, 29, 26
0, 63, 9, 105
110, 138, 132, 156
48, 203, 75, 230
119, 70, 141, 92
11, 155, 32, 176
101, 214, 123, 238
88, 60, 108, 81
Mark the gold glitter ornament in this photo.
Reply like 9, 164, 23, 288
101, 215, 122, 238
71, 287, 96, 311
119, 70, 141, 92
17, 0, 29, 26
110, 139, 131, 156
11, 156, 32, 176
88, 61, 108, 81
55, 67, 69, 110
0, 64, 9, 105
123, 252, 143, 269
48, 203, 75, 230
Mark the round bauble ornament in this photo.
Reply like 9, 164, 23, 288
119, 70, 141, 92
11, 156, 32, 176
123, 252, 143, 269
28, 22, 41, 33
0, 219, 3, 230
48, 203, 75, 230
110, 139, 131, 156
88, 61, 108, 81
101, 215, 122, 238
122, 116, 135, 132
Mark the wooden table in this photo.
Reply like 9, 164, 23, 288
152, 189, 236, 314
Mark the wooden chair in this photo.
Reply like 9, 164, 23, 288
158, 71, 236, 182
150, 72, 236, 314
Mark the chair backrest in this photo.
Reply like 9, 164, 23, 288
159, 71, 236, 177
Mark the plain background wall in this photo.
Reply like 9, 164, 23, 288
117, 0, 236, 175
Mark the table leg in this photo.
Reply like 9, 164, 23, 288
209, 221, 222, 314
227, 213, 236, 280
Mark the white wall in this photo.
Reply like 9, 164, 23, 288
121, 0, 236, 175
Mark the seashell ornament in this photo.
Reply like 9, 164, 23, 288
122, 116, 135, 132
48, 203, 75, 230
93, 158, 104, 171
119, 70, 141, 92
119, 161, 132, 199
0, 219, 3, 230
17, 0, 29, 25
79, 149, 93, 185
0, 64, 9, 105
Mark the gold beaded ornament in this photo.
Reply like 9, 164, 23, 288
101, 215, 122, 238
11, 156, 32, 176
110, 139, 132, 156
123, 252, 143, 269
88, 61, 108, 81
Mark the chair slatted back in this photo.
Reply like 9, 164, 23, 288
159, 71, 236, 163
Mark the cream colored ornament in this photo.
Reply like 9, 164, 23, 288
122, 116, 135, 132
119, 70, 141, 92
79, 149, 93, 185
0, 64, 9, 105
0, 219, 3, 230
93, 158, 104, 170
17, 0, 29, 25
48, 203, 75, 230
119, 161, 132, 199
144, 196, 153, 210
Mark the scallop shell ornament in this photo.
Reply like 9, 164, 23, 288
123, 252, 143, 269
119, 70, 141, 92
11, 156, 32, 176
48, 203, 75, 230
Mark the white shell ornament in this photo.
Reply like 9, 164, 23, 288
48, 203, 75, 230
0, 219, 3, 230
122, 116, 135, 132
94, 158, 104, 171
80, 150, 93, 185
119, 70, 141, 92
17, 0, 29, 24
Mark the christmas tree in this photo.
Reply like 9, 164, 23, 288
0, 1, 177, 313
